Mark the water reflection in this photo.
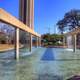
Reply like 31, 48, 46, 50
32, 73, 63, 80
0, 60, 16, 80
0, 48, 80, 80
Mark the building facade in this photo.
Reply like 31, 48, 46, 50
19, 0, 34, 29
19, 0, 34, 51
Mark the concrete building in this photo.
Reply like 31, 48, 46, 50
19, 0, 35, 51
0, 8, 40, 60
19, 0, 34, 29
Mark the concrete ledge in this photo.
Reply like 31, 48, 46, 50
0, 8, 41, 37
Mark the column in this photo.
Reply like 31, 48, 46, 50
39, 37, 41, 47
29, 34, 32, 52
73, 34, 77, 52
38, 37, 40, 47
15, 28, 19, 60
36, 37, 38, 48
63, 36, 66, 48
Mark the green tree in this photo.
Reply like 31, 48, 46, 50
42, 34, 63, 46
57, 19, 66, 34
64, 9, 80, 30
57, 9, 80, 33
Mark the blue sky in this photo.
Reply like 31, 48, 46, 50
0, 0, 80, 34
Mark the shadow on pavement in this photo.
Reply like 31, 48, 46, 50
67, 75, 80, 80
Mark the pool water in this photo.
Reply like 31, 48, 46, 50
41, 48, 54, 61
0, 48, 80, 80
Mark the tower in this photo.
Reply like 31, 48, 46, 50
19, 0, 34, 29
19, 0, 34, 51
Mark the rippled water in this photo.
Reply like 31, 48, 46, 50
0, 48, 80, 80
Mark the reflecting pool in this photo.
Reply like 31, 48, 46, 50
0, 48, 80, 80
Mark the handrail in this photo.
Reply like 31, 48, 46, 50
0, 8, 41, 37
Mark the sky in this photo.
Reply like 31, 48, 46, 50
0, 0, 80, 34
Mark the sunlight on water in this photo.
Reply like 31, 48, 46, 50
0, 48, 80, 80
65, 48, 73, 51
